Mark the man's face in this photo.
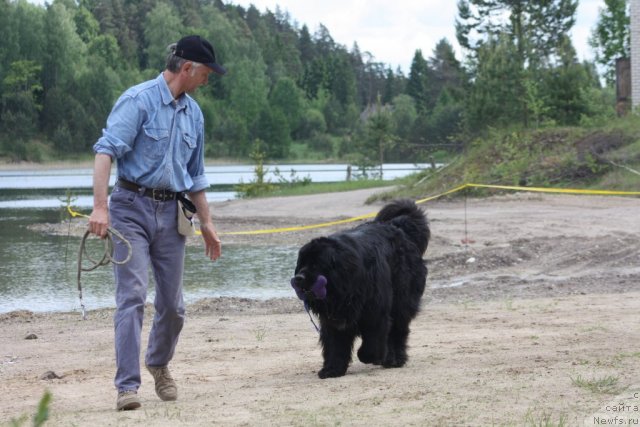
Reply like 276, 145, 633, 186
185, 62, 213, 93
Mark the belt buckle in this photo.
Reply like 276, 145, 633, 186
152, 188, 167, 201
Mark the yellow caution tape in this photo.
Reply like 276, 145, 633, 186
65, 183, 640, 236
68, 205, 89, 219
220, 213, 377, 236
415, 184, 470, 204
464, 183, 640, 196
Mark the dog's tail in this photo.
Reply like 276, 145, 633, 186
375, 198, 430, 254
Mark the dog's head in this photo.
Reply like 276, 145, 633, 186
291, 237, 336, 302
291, 274, 327, 301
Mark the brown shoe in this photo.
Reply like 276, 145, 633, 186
116, 390, 141, 411
146, 365, 178, 401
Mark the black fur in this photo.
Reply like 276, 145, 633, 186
292, 199, 430, 378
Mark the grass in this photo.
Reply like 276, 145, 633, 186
267, 178, 397, 198
523, 409, 568, 427
570, 374, 621, 394
254, 326, 267, 341
235, 178, 407, 197
10, 390, 51, 427
504, 298, 516, 311
364, 115, 640, 203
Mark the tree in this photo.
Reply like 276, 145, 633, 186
406, 50, 430, 114
428, 39, 466, 102
540, 36, 595, 125
262, 7, 303, 81
465, 35, 523, 129
589, 0, 630, 85
382, 68, 402, 105
361, 97, 395, 176
0, 0, 445, 162
456, 0, 578, 67
427, 89, 464, 148
390, 94, 417, 142
269, 77, 305, 136
296, 108, 326, 140
224, 58, 269, 153
88, 34, 123, 70
314, 24, 335, 56
326, 53, 357, 109
143, 2, 184, 72
257, 108, 291, 158
42, 1, 86, 91
8, 1, 46, 64
298, 24, 315, 65
1, 60, 43, 143
75, 5, 100, 44
359, 54, 388, 107
2, 60, 43, 100
456, 0, 578, 127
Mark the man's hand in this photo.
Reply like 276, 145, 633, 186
88, 206, 110, 238
199, 222, 222, 261
188, 189, 221, 261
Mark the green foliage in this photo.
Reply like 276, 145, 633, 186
43, 1, 86, 90
257, 108, 291, 158
33, 389, 52, 427
406, 50, 429, 114
297, 108, 327, 140
10, 389, 51, 427
379, 115, 640, 202
0, 0, 620, 165
466, 35, 524, 128
457, 0, 580, 127
144, 3, 184, 71
2, 60, 43, 96
269, 177, 395, 198
456, 0, 578, 65
571, 374, 621, 394
589, 0, 630, 85
523, 409, 568, 427
390, 94, 417, 141
269, 77, 306, 136
235, 140, 276, 197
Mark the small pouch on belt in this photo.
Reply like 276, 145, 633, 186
177, 195, 197, 237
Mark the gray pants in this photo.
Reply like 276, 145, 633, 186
109, 186, 186, 392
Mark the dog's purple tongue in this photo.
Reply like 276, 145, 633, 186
290, 278, 305, 300
312, 275, 327, 299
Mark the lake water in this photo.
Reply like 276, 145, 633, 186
0, 163, 429, 313
0, 207, 299, 314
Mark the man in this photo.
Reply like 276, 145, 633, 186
88, 35, 224, 411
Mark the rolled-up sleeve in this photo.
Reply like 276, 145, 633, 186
187, 113, 209, 192
93, 94, 143, 159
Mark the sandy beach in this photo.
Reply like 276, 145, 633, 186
2, 188, 640, 426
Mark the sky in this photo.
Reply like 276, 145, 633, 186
228, 0, 606, 74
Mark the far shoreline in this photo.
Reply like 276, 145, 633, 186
0, 158, 253, 171
0, 296, 304, 320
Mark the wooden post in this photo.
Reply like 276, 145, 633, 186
616, 57, 631, 117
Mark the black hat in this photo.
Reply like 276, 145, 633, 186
175, 35, 226, 75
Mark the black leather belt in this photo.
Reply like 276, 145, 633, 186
116, 178, 181, 202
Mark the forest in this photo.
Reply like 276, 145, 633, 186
0, 0, 630, 166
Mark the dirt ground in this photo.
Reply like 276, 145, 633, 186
2, 188, 640, 426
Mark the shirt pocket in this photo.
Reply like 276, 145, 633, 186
141, 125, 169, 159
180, 133, 197, 162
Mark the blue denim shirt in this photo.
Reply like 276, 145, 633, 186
93, 73, 209, 193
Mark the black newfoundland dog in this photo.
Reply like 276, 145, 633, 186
291, 199, 430, 378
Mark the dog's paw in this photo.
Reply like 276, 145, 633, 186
318, 366, 347, 379
382, 353, 407, 368
357, 347, 384, 365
